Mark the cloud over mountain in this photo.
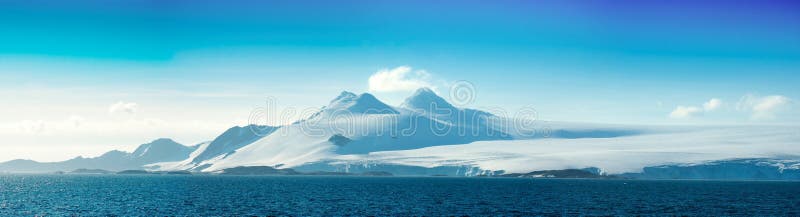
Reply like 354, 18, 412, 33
737, 94, 791, 120
109, 101, 138, 115
669, 98, 722, 119
368, 66, 433, 93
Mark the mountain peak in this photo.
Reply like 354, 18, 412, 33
415, 87, 436, 94
325, 91, 398, 114
356, 93, 380, 104
191, 125, 278, 164
152, 138, 177, 144
131, 138, 193, 161
331, 91, 357, 104
402, 88, 454, 110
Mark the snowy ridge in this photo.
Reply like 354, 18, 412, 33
326, 91, 399, 115
147, 125, 278, 171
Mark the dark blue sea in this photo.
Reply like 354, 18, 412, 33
1, 175, 798, 216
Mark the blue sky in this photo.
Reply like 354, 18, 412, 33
0, 0, 798, 161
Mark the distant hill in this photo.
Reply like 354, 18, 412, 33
69, 168, 113, 174
0, 138, 195, 173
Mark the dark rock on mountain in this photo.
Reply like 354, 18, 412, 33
117, 170, 152, 175
500, 168, 614, 179
69, 168, 113, 174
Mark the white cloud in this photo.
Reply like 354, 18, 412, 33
669, 106, 703, 119
19, 120, 46, 134
737, 94, 791, 120
702, 98, 722, 111
108, 101, 138, 115
12, 116, 85, 135
368, 66, 433, 92
669, 98, 723, 119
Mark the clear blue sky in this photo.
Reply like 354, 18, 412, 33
0, 0, 798, 161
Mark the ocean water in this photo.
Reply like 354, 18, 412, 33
1, 175, 798, 216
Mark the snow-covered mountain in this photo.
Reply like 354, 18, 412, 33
0, 138, 195, 173
400, 87, 494, 127
152, 88, 684, 173
147, 125, 279, 171
186, 89, 547, 172
189, 89, 798, 177
326, 91, 399, 115
4, 88, 799, 180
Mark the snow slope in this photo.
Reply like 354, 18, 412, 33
146, 125, 278, 171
